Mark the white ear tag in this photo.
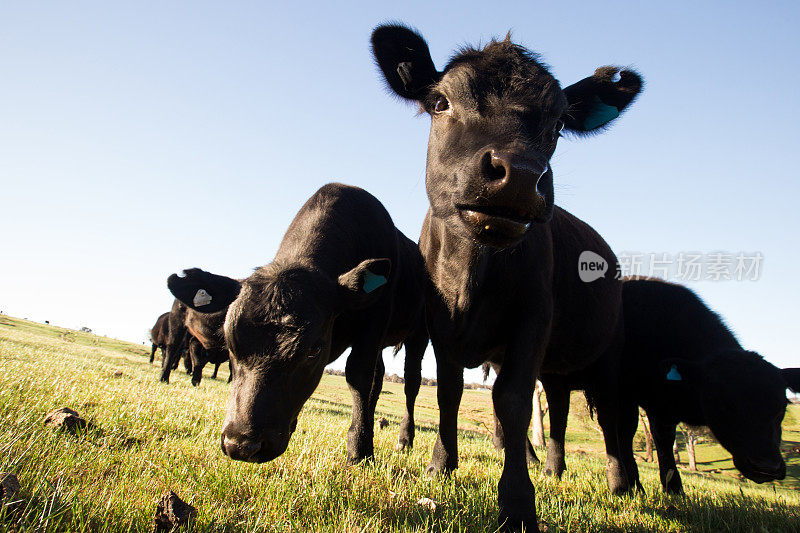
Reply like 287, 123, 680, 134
193, 289, 212, 307
397, 62, 412, 88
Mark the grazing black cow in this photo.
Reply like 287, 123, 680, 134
149, 312, 170, 364
618, 277, 800, 493
372, 24, 642, 531
159, 299, 194, 382
167, 183, 428, 464
182, 303, 232, 386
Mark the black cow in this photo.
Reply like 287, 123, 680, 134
149, 312, 170, 364
619, 277, 800, 493
168, 183, 428, 464
181, 301, 232, 386
159, 299, 194, 382
372, 24, 642, 532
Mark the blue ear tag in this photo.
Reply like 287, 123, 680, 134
666, 364, 682, 381
583, 96, 620, 130
362, 270, 387, 293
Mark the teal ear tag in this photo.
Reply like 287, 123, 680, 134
666, 364, 682, 381
362, 270, 387, 293
583, 96, 620, 130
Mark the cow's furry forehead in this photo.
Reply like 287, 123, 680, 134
233, 264, 335, 323
437, 37, 566, 116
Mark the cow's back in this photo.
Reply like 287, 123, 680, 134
543, 207, 623, 374
621, 277, 741, 412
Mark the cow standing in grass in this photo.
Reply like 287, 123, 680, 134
149, 312, 170, 364
168, 183, 428, 464
159, 299, 194, 382
180, 300, 232, 386
618, 277, 800, 493
372, 24, 642, 532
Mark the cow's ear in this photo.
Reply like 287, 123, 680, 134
781, 368, 800, 393
659, 358, 704, 385
371, 23, 440, 102
167, 268, 241, 313
562, 66, 643, 135
337, 258, 391, 309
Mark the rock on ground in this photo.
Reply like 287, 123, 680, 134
43, 407, 92, 433
153, 491, 197, 532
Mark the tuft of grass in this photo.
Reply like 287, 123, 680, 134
0, 316, 797, 532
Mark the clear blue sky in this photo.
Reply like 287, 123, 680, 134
2, 2, 798, 383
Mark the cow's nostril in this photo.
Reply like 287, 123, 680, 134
482, 151, 506, 182
222, 435, 262, 461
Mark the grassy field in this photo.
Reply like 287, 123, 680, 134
0, 315, 797, 532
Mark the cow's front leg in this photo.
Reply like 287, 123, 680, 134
427, 355, 463, 475
345, 340, 382, 463
397, 329, 426, 450
650, 417, 683, 494
494, 340, 543, 533
541, 376, 569, 478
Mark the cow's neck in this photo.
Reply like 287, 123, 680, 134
420, 210, 494, 314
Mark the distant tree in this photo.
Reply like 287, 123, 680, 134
531, 381, 547, 447
639, 410, 654, 463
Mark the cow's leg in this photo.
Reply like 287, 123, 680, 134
618, 396, 643, 492
494, 329, 544, 533
345, 323, 387, 463
650, 417, 683, 494
491, 367, 539, 465
183, 352, 193, 374
542, 376, 569, 478
368, 355, 385, 416
190, 345, 206, 387
397, 328, 426, 451
211, 363, 220, 379
227, 360, 233, 383
150, 344, 157, 364
426, 355, 463, 476
159, 343, 181, 383
588, 358, 632, 495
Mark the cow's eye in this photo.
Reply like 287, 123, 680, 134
433, 96, 450, 114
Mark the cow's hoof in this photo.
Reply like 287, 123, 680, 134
191, 381, 200, 387
346, 453, 374, 465
395, 440, 412, 452
498, 511, 540, 533
426, 463, 455, 478
543, 466, 564, 478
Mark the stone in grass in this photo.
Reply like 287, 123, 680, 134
378, 417, 390, 429
153, 491, 197, 532
0, 473, 23, 513
0, 473, 20, 501
43, 407, 93, 433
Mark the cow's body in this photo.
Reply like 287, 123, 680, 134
149, 312, 170, 364
159, 299, 193, 382
168, 183, 428, 463
371, 23, 643, 532
619, 277, 799, 493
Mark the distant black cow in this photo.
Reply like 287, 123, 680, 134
618, 277, 800, 493
159, 300, 194, 382
168, 183, 428, 464
149, 312, 170, 364
372, 24, 641, 531
182, 303, 232, 386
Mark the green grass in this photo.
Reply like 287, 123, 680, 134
0, 315, 797, 532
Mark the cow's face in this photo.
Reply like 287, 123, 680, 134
668, 352, 796, 483
167, 261, 390, 463
372, 24, 642, 248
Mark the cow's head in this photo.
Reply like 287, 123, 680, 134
168, 260, 390, 462
372, 24, 642, 247
663, 353, 799, 483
